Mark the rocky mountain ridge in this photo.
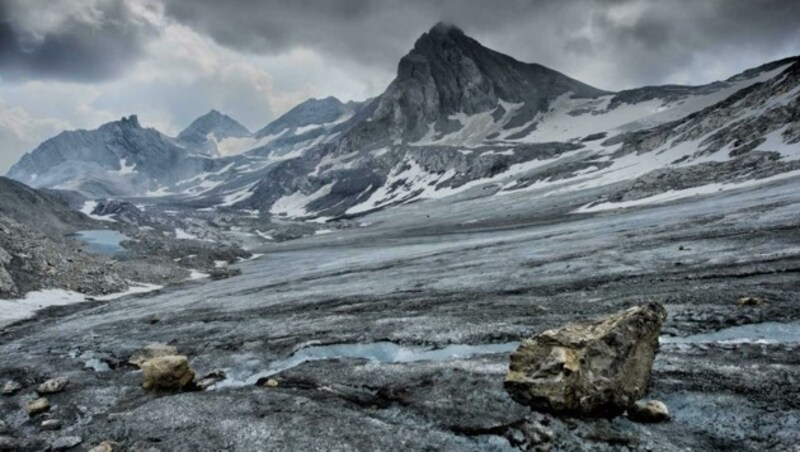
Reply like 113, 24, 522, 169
6, 23, 800, 222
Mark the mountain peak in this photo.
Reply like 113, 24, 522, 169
428, 21, 463, 37
177, 109, 251, 156
365, 23, 609, 142
254, 96, 351, 138
179, 110, 250, 141
414, 22, 469, 51
120, 114, 140, 128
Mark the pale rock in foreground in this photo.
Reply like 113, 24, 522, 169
627, 399, 670, 423
141, 355, 195, 390
37, 376, 69, 395
504, 303, 666, 417
25, 397, 50, 416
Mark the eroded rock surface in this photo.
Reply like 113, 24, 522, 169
505, 303, 666, 417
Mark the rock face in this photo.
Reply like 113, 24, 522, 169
0, 247, 17, 298
504, 303, 666, 417
141, 355, 195, 390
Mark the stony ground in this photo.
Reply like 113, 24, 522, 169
1, 175, 800, 451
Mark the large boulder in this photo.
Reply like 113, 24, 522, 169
141, 355, 195, 390
504, 303, 666, 417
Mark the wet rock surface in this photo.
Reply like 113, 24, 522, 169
504, 304, 666, 416
0, 179, 799, 450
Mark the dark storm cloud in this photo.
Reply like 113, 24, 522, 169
163, 0, 800, 89
0, 0, 156, 82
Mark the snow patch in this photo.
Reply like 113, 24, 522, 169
189, 270, 210, 280
79, 201, 116, 223
175, 228, 199, 240
110, 158, 137, 175
0, 283, 163, 329
270, 182, 335, 218
575, 169, 800, 213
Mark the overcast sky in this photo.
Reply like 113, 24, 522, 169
1, 0, 799, 173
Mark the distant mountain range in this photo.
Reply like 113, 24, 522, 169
7, 22, 800, 218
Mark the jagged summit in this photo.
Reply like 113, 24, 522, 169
120, 114, 140, 127
177, 110, 252, 157
92, 115, 142, 132
361, 22, 610, 142
424, 21, 464, 37
412, 22, 477, 53
179, 110, 251, 141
